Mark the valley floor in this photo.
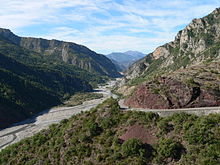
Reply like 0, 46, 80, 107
0, 81, 117, 150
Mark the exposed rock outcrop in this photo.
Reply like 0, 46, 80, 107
122, 8, 220, 83
119, 125, 157, 144
125, 62, 220, 109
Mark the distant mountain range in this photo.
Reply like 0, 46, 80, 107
106, 51, 146, 71
0, 28, 120, 128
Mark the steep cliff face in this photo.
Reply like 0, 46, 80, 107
124, 8, 220, 83
121, 8, 220, 109
0, 29, 121, 78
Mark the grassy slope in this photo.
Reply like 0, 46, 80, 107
1, 98, 219, 165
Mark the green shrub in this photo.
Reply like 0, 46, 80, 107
156, 138, 184, 162
184, 115, 220, 144
121, 138, 143, 157
87, 122, 103, 137
157, 119, 173, 134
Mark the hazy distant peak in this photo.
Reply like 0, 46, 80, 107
106, 51, 146, 71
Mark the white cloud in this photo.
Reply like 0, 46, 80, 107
41, 25, 176, 54
0, 0, 220, 54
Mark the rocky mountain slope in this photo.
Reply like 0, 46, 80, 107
0, 28, 121, 78
117, 8, 220, 109
125, 62, 220, 109
107, 51, 146, 71
1, 98, 219, 165
124, 8, 220, 80
0, 31, 110, 128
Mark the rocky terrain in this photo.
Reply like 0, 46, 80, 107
125, 62, 220, 109
117, 8, 220, 109
123, 8, 220, 81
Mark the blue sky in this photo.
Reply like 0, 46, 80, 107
1, 0, 220, 54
